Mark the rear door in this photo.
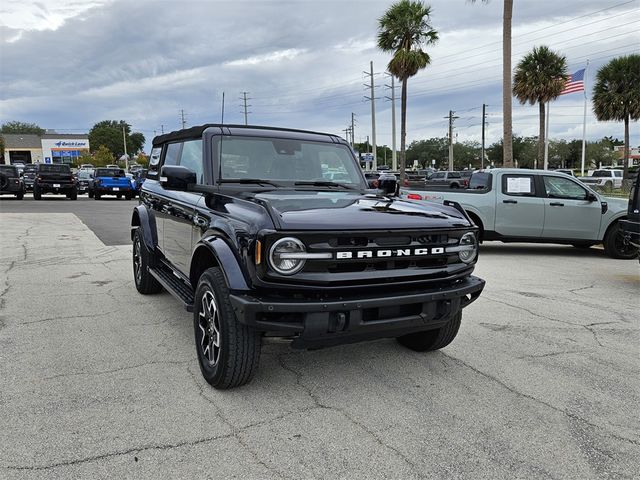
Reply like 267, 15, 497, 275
494, 173, 544, 237
541, 175, 602, 240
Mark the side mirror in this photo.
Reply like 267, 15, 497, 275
586, 192, 598, 202
160, 165, 196, 191
378, 174, 398, 196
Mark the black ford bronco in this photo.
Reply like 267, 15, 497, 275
131, 125, 485, 389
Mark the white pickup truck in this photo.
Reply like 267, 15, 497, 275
579, 169, 624, 189
400, 168, 634, 259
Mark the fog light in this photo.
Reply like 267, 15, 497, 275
458, 232, 477, 263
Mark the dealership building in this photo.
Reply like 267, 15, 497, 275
1, 133, 89, 165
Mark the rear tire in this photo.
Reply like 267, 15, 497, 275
69, 187, 78, 200
16, 191, 24, 200
397, 311, 462, 352
194, 267, 261, 389
604, 221, 637, 259
117, 193, 122, 199
133, 228, 163, 294
88, 190, 94, 198
33, 185, 42, 200
94, 192, 101, 200
125, 192, 133, 200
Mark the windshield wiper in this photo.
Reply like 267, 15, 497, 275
294, 181, 357, 189
219, 178, 282, 187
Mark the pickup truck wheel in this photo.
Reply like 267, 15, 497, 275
604, 221, 637, 259
69, 187, 78, 200
397, 311, 462, 352
450, 183, 460, 189
194, 267, 261, 389
88, 190, 94, 198
33, 185, 42, 200
15, 191, 24, 200
125, 193, 133, 200
132, 228, 163, 294
604, 181, 613, 189
94, 192, 101, 200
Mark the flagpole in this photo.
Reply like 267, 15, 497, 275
580, 60, 589, 177
544, 101, 550, 170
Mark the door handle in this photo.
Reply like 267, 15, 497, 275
549, 202, 564, 207
502, 199, 518, 204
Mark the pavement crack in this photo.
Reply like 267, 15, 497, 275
516, 350, 579, 359
441, 352, 640, 447
17, 312, 110, 326
1, 433, 235, 471
42, 360, 191, 381
277, 353, 425, 477
483, 296, 579, 327
568, 283, 596, 294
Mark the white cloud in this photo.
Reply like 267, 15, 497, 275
224, 48, 308, 67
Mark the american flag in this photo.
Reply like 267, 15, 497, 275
560, 69, 585, 95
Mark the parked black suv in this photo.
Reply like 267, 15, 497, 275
0, 165, 25, 199
619, 171, 639, 260
131, 125, 485, 389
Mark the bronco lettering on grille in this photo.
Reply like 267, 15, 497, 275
336, 247, 445, 259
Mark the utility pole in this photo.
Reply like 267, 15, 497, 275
385, 73, 397, 171
351, 113, 356, 149
241, 92, 251, 125
180, 109, 186, 129
445, 110, 459, 171
221, 91, 225, 124
364, 61, 377, 169
481, 104, 487, 169
161, 124, 164, 134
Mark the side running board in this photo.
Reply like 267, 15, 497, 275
149, 264, 194, 311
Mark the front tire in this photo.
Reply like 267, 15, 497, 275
69, 187, 78, 200
397, 311, 462, 352
16, 191, 24, 200
194, 267, 261, 389
132, 227, 162, 294
604, 221, 637, 259
94, 192, 101, 200
33, 185, 42, 200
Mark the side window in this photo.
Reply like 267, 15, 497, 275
433, 172, 445, 179
164, 142, 182, 167
614, 171, 622, 178
449, 172, 461, 178
502, 174, 536, 196
179, 139, 204, 184
543, 176, 588, 200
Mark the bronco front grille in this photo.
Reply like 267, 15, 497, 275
261, 229, 473, 287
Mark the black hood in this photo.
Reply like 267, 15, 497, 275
253, 191, 470, 230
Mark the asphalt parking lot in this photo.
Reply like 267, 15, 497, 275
1, 196, 639, 479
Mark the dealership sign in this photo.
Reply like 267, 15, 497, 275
54, 141, 88, 148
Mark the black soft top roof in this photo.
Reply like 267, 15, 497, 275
152, 124, 342, 147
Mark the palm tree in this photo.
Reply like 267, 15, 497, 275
513, 46, 568, 168
592, 54, 640, 179
471, 0, 514, 167
378, 0, 438, 183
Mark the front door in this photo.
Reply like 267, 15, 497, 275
494, 173, 544, 237
540, 175, 602, 240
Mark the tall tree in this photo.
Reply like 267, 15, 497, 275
513, 45, 568, 168
470, 0, 514, 167
378, 0, 438, 182
592, 54, 640, 178
88, 120, 145, 158
0, 121, 45, 136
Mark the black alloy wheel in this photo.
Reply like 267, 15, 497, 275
604, 221, 638, 259
132, 228, 162, 294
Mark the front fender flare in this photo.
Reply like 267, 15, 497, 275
194, 236, 250, 291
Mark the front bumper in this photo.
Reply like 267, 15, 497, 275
229, 275, 485, 349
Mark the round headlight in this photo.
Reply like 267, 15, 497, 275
458, 232, 477, 263
269, 237, 306, 275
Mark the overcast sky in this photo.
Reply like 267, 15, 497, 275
1, 0, 639, 153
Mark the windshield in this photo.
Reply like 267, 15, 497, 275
39, 164, 71, 173
23, 165, 38, 172
216, 136, 364, 187
77, 170, 93, 179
